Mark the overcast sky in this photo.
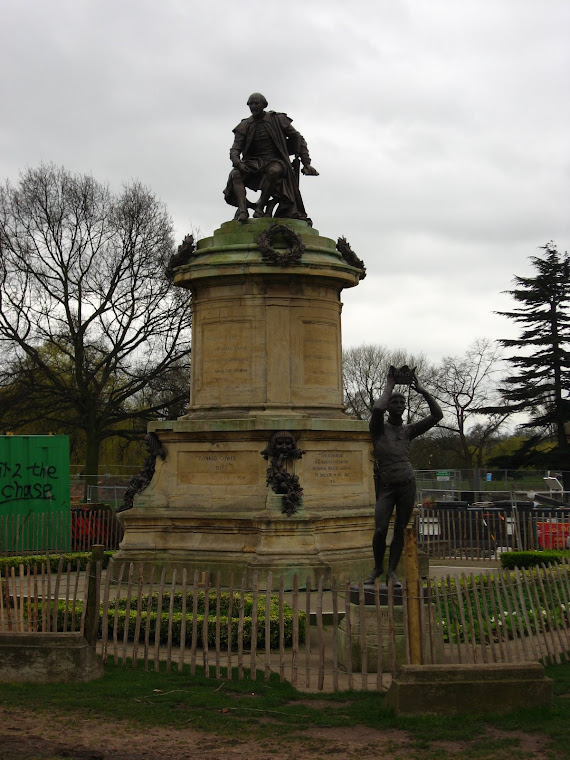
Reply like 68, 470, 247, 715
1, 0, 568, 365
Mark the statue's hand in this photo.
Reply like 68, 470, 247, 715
411, 376, 426, 394
302, 165, 319, 176
233, 161, 247, 174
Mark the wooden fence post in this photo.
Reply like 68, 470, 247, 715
404, 526, 422, 665
84, 544, 104, 646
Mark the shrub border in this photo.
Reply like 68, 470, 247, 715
0, 552, 114, 572
500, 550, 570, 570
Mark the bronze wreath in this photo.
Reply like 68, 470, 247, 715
261, 431, 305, 516
255, 223, 305, 266
166, 234, 195, 279
336, 236, 366, 280
265, 463, 304, 516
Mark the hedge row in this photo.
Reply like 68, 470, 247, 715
0, 552, 114, 573
33, 595, 307, 650
500, 550, 570, 570
110, 590, 280, 617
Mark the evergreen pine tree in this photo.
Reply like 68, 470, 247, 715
496, 242, 570, 487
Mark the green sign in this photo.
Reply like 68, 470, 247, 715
0, 435, 70, 551
436, 470, 451, 481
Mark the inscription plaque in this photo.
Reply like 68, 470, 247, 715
302, 322, 339, 387
201, 321, 252, 387
178, 451, 259, 485
303, 450, 362, 487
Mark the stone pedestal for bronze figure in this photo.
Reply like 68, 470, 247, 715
337, 598, 408, 672
337, 582, 441, 672
115, 219, 375, 586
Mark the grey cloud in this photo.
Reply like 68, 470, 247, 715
0, 0, 568, 363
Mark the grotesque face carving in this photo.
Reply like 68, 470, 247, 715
261, 431, 305, 468
273, 431, 296, 455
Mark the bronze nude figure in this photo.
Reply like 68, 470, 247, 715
223, 93, 319, 224
368, 366, 443, 586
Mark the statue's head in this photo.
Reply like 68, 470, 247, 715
261, 430, 303, 463
247, 92, 268, 115
387, 392, 406, 419
272, 431, 296, 455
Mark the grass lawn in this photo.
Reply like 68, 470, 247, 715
1, 659, 570, 758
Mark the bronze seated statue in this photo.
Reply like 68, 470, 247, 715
223, 93, 319, 224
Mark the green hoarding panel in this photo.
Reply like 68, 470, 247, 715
0, 435, 70, 553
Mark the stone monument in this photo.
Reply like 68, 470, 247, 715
115, 95, 375, 586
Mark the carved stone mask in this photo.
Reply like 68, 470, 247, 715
273, 431, 296, 454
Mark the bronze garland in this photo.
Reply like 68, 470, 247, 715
255, 223, 305, 267
336, 236, 366, 279
118, 433, 166, 513
166, 233, 196, 279
261, 431, 305, 516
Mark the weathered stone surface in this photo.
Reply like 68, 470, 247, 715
115, 508, 374, 587
173, 220, 360, 417
0, 633, 103, 683
338, 603, 407, 672
115, 218, 420, 587
116, 413, 377, 586
385, 662, 553, 714
337, 600, 442, 672
135, 418, 374, 512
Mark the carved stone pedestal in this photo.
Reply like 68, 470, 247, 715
115, 219, 375, 586
337, 586, 442, 673
337, 597, 407, 673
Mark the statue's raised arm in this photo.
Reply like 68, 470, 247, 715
223, 93, 319, 224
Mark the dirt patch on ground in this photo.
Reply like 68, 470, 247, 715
0, 706, 556, 760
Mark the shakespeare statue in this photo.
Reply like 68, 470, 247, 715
223, 93, 319, 224
368, 366, 443, 586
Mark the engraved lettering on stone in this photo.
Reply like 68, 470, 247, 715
303, 451, 362, 487
302, 322, 339, 387
178, 452, 258, 485
202, 322, 252, 386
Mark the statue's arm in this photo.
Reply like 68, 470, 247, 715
229, 124, 247, 167
372, 368, 396, 413
369, 370, 396, 439
279, 115, 318, 175
424, 388, 443, 421
296, 133, 319, 175
292, 130, 311, 167
409, 382, 443, 438
369, 407, 384, 440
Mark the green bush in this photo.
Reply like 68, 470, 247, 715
431, 568, 570, 644
0, 552, 114, 573
500, 550, 570, 570
35, 591, 306, 650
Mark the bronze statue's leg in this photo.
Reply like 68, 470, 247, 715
386, 479, 416, 586
231, 168, 249, 222
253, 163, 282, 218
367, 487, 395, 583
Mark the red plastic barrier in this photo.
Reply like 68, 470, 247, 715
537, 521, 570, 549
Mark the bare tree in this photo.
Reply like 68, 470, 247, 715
342, 344, 436, 421
0, 164, 191, 500
432, 338, 510, 471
